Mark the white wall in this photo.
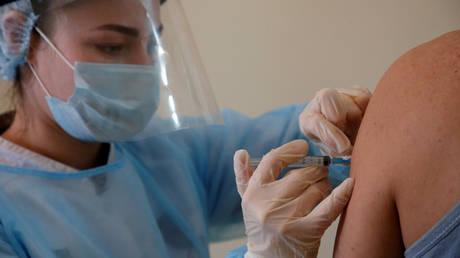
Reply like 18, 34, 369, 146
182, 0, 460, 117
179, 0, 460, 257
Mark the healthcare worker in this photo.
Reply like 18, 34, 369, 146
0, 0, 371, 257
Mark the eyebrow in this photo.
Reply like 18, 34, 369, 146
95, 24, 140, 37
94, 24, 164, 38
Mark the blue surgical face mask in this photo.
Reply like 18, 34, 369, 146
28, 28, 160, 142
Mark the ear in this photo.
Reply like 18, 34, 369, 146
25, 27, 40, 65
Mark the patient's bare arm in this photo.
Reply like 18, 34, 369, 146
334, 30, 460, 257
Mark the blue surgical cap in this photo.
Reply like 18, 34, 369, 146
0, 0, 37, 81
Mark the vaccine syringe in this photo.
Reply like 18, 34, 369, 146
250, 156, 350, 168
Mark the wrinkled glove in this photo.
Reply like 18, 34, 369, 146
299, 86, 371, 157
234, 140, 355, 258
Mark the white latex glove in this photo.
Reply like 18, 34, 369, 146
234, 140, 355, 258
299, 86, 372, 157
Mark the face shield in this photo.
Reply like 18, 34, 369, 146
2, 0, 223, 142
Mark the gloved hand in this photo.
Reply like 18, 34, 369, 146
234, 140, 355, 258
299, 86, 372, 157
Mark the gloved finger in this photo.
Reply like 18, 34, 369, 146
285, 178, 354, 240
306, 89, 346, 129
233, 149, 255, 197
287, 177, 331, 219
300, 113, 352, 156
273, 166, 329, 202
337, 85, 372, 112
319, 93, 363, 140
339, 95, 364, 144
307, 178, 354, 227
253, 140, 309, 185
308, 88, 364, 132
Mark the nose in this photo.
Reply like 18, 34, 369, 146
129, 41, 157, 65
136, 50, 154, 66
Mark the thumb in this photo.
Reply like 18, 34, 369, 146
233, 150, 255, 197
308, 178, 355, 226
337, 86, 372, 112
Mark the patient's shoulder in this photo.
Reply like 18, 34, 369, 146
334, 31, 460, 257
377, 29, 460, 107
354, 29, 460, 247
370, 30, 460, 164
364, 30, 460, 158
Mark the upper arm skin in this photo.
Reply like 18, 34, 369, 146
334, 30, 460, 257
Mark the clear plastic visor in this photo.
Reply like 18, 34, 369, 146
32, 0, 223, 141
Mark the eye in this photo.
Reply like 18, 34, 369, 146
96, 44, 124, 55
147, 39, 158, 55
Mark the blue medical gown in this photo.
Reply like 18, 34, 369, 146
0, 104, 349, 258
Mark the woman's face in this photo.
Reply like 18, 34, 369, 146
29, 0, 160, 103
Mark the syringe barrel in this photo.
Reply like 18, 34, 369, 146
250, 156, 331, 168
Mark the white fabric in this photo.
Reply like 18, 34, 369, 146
0, 137, 114, 173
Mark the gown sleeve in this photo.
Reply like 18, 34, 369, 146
0, 223, 20, 258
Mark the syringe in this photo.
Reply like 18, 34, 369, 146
250, 156, 350, 168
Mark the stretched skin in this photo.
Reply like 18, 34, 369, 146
334, 30, 460, 257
